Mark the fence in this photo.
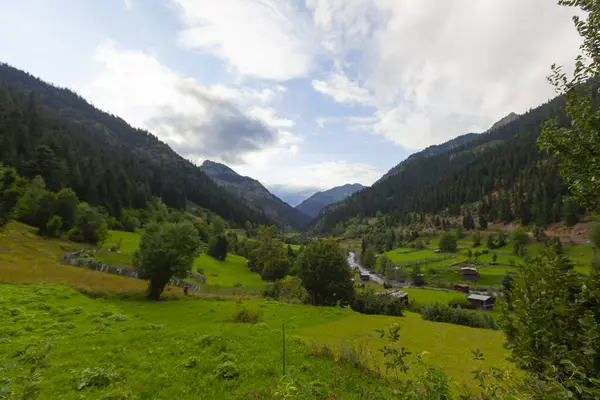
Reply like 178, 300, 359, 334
63, 251, 206, 292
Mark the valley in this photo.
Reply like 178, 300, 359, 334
2, 0, 600, 398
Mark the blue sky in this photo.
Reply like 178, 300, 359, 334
0, 0, 582, 204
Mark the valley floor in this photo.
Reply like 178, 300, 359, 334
0, 222, 512, 398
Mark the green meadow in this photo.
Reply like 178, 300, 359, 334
0, 221, 513, 398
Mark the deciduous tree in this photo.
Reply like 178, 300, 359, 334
133, 222, 200, 300
296, 238, 353, 306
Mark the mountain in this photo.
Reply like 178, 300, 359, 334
488, 112, 519, 131
0, 63, 272, 226
267, 185, 319, 207
296, 184, 365, 218
313, 96, 572, 233
377, 113, 520, 184
200, 160, 311, 229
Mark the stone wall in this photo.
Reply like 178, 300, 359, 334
63, 251, 205, 292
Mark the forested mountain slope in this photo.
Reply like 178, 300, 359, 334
200, 160, 311, 229
0, 63, 271, 226
296, 183, 365, 218
314, 96, 574, 233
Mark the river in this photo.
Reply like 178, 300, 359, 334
347, 252, 387, 285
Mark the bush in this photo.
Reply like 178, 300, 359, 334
262, 276, 309, 303
77, 365, 120, 390
350, 290, 405, 316
44, 215, 63, 238
439, 232, 457, 252
447, 297, 474, 309
420, 302, 496, 329
228, 306, 261, 324
213, 361, 239, 379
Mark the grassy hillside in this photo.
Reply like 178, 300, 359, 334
0, 222, 148, 295
99, 229, 265, 290
0, 221, 513, 396
374, 232, 594, 289
0, 284, 510, 398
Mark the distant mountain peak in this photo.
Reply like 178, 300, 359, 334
201, 160, 239, 176
487, 112, 519, 132
295, 183, 365, 218
200, 160, 311, 229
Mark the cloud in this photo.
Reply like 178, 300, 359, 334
248, 107, 295, 128
306, 0, 583, 149
312, 70, 372, 105
80, 41, 295, 164
235, 159, 381, 191
172, 0, 319, 80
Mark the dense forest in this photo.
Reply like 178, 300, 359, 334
313, 93, 580, 233
0, 63, 272, 226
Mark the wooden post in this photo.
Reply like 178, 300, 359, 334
282, 322, 286, 376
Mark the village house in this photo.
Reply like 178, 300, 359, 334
460, 266, 479, 281
467, 294, 495, 310
359, 272, 370, 281
454, 283, 470, 294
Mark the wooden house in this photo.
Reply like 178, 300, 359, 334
467, 294, 495, 310
460, 267, 479, 281
454, 283, 470, 294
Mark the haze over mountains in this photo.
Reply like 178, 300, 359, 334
200, 160, 365, 227
295, 184, 365, 218
200, 160, 312, 229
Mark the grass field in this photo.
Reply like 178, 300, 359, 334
0, 222, 149, 295
194, 253, 264, 289
99, 229, 265, 290
401, 287, 466, 305
0, 284, 510, 398
375, 232, 595, 289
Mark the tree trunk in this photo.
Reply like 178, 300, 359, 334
148, 279, 167, 301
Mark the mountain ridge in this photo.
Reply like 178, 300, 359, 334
0, 62, 272, 226
313, 97, 569, 233
296, 183, 365, 218
200, 160, 311, 229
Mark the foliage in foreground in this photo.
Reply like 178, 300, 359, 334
500, 248, 600, 398
539, 0, 600, 212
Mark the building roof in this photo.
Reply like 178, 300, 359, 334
468, 294, 492, 301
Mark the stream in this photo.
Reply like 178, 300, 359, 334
347, 251, 387, 285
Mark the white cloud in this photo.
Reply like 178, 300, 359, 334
312, 70, 372, 105
123, 0, 132, 10
235, 159, 381, 191
80, 41, 296, 163
172, 0, 319, 80
307, 0, 583, 149
248, 107, 295, 128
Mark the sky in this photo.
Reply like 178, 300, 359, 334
0, 0, 583, 205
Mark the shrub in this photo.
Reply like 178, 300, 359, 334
262, 276, 309, 303
447, 297, 474, 310
77, 365, 120, 390
213, 361, 239, 379
228, 306, 261, 324
420, 302, 496, 329
439, 232, 457, 252
44, 215, 63, 238
350, 290, 405, 316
